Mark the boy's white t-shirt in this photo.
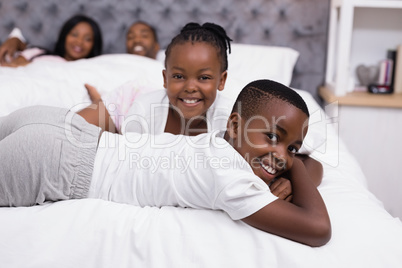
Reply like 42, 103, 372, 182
104, 88, 233, 134
89, 131, 278, 220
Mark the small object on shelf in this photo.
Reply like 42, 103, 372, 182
356, 64, 379, 86
387, 49, 396, 89
377, 59, 394, 86
368, 84, 393, 94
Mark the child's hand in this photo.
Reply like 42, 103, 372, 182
269, 177, 292, 202
84, 84, 102, 103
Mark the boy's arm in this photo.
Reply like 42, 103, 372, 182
270, 155, 323, 201
296, 154, 323, 187
242, 158, 331, 247
269, 178, 293, 201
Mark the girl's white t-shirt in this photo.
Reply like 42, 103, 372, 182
104, 86, 233, 134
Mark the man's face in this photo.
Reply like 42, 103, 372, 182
126, 22, 159, 59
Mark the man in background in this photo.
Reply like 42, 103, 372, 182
125, 21, 159, 59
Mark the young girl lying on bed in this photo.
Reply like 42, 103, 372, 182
78, 22, 232, 136
0, 79, 331, 247
0, 14, 103, 67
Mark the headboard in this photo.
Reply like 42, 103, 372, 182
0, 0, 329, 103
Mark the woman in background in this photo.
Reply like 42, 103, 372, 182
0, 14, 103, 67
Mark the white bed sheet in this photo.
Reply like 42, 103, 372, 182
0, 54, 164, 117
1, 51, 402, 268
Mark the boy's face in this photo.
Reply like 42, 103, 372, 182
126, 22, 159, 59
163, 42, 227, 121
228, 100, 308, 185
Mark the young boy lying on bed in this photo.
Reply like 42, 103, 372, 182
0, 79, 331, 247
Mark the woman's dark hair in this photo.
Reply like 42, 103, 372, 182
53, 14, 103, 59
164, 22, 232, 72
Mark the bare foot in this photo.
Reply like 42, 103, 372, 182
84, 83, 102, 103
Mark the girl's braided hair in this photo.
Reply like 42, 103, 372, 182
164, 22, 232, 72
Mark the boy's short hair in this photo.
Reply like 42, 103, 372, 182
232, 79, 309, 119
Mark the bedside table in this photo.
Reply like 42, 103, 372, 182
319, 86, 402, 219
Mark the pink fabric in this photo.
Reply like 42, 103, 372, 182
102, 80, 161, 131
20, 48, 65, 63
19, 48, 46, 61
32, 55, 66, 63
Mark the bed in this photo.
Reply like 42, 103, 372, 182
0, 43, 402, 268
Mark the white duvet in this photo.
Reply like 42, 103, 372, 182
0, 53, 402, 268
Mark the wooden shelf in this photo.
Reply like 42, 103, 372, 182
319, 86, 402, 108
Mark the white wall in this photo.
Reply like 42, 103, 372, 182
338, 105, 402, 219
350, 8, 402, 86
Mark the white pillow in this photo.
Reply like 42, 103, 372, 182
222, 43, 299, 103
156, 50, 166, 63
293, 89, 327, 155
228, 43, 299, 85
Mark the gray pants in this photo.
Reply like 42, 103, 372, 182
0, 106, 101, 207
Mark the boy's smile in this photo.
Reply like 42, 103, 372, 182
226, 99, 309, 185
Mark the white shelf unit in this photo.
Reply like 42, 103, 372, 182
325, 0, 402, 96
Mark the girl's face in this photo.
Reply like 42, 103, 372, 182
64, 22, 94, 61
163, 42, 227, 121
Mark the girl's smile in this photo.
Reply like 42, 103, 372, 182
180, 97, 202, 106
